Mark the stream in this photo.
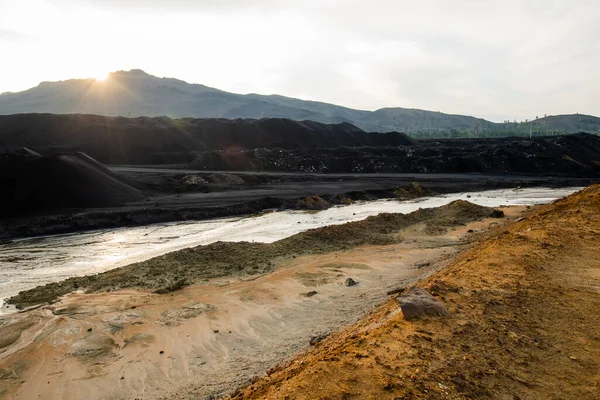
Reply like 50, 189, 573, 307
0, 187, 581, 311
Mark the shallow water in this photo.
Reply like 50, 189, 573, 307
0, 187, 581, 310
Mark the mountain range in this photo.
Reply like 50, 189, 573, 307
1, 69, 599, 137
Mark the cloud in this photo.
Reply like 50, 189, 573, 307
0, 0, 598, 120
0, 28, 32, 43
45, 0, 276, 14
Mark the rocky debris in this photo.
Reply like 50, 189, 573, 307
344, 278, 358, 287
394, 182, 435, 200
309, 332, 330, 346
415, 262, 431, 269
180, 174, 208, 189
386, 287, 406, 296
397, 287, 449, 320
490, 209, 505, 218
154, 278, 188, 294
329, 194, 353, 205
207, 173, 245, 185
194, 133, 600, 175
297, 195, 330, 210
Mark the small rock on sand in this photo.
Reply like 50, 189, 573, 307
344, 278, 358, 287
397, 287, 449, 320
490, 209, 505, 218
309, 332, 330, 345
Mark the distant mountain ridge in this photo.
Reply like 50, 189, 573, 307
1, 69, 599, 136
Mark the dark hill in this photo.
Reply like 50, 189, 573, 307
0, 114, 414, 164
0, 151, 144, 216
189, 133, 600, 176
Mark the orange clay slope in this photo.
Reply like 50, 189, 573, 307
228, 185, 600, 400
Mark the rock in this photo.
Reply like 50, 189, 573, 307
154, 278, 188, 294
397, 287, 449, 320
386, 287, 406, 296
344, 278, 358, 287
490, 209, 505, 218
394, 182, 435, 200
415, 262, 431, 269
302, 291, 318, 297
309, 332, 330, 346
329, 194, 353, 205
181, 174, 208, 187
69, 334, 115, 358
298, 195, 330, 210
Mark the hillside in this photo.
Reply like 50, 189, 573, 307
1, 70, 598, 136
1, 114, 599, 174
188, 133, 600, 175
230, 185, 600, 400
0, 151, 144, 215
0, 114, 413, 164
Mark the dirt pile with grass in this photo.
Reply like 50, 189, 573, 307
228, 185, 600, 400
7, 200, 502, 309
394, 182, 436, 199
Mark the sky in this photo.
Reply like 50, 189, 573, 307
0, 0, 598, 122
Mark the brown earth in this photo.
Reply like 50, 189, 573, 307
0, 202, 520, 400
228, 185, 600, 400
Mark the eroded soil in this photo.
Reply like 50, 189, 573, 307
7, 200, 502, 309
228, 185, 600, 400
0, 203, 520, 399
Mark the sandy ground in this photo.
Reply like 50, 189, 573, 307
229, 185, 600, 400
0, 207, 524, 400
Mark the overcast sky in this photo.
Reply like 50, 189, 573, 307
0, 0, 598, 121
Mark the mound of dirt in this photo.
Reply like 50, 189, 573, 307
7, 200, 503, 309
0, 114, 414, 164
394, 182, 436, 199
297, 195, 330, 210
0, 151, 144, 216
328, 194, 353, 205
190, 133, 600, 175
229, 185, 600, 400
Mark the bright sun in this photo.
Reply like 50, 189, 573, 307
95, 72, 109, 81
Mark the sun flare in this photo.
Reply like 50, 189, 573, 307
94, 72, 109, 81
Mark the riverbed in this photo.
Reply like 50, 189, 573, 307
0, 187, 581, 310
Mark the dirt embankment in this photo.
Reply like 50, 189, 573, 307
229, 185, 600, 400
0, 151, 144, 216
7, 200, 503, 309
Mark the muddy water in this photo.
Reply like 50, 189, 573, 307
0, 187, 581, 310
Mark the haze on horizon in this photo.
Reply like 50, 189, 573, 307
0, 0, 598, 122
